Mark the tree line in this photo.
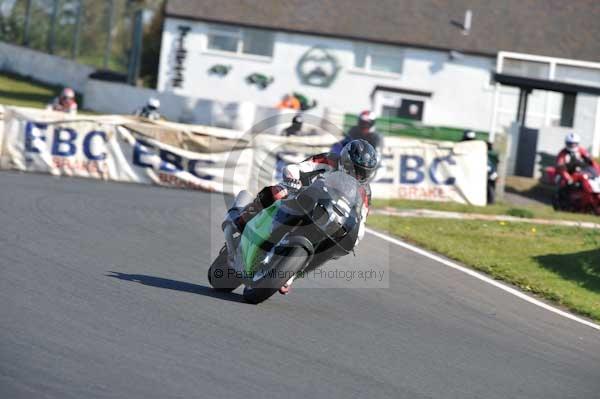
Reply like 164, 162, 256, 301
0, 0, 164, 87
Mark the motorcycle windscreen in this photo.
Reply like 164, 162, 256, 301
241, 200, 282, 274
322, 171, 363, 215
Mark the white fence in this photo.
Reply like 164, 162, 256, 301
0, 106, 488, 205
0, 42, 94, 92
84, 79, 262, 132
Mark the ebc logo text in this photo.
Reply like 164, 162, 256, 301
132, 138, 215, 180
25, 122, 107, 160
398, 155, 456, 185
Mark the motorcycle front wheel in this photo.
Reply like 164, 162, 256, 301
242, 246, 310, 304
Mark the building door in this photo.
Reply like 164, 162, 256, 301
515, 127, 539, 177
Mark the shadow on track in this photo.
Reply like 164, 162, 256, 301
106, 271, 246, 303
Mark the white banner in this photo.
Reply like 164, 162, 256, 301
0, 107, 251, 194
372, 137, 487, 205
0, 107, 487, 205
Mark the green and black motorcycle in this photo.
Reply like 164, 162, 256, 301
208, 171, 363, 304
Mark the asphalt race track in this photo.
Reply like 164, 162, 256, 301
1, 171, 599, 399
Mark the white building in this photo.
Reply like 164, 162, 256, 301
157, 0, 600, 176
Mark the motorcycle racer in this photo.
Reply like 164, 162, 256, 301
134, 98, 162, 120
48, 88, 78, 114
556, 133, 595, 185
230, 139, 379, 294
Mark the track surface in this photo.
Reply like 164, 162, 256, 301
1, 172, 599, 399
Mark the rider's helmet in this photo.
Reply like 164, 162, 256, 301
462, 130, 477, 141
147, 97, 160, 110
357, 110, 376, 132
339, 139, 380, 183
61, 87, 75, 100
565, 133, 580, 153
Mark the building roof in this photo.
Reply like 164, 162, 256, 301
165, 0, 600, 62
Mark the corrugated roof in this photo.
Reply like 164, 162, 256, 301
165, 0, 600, 62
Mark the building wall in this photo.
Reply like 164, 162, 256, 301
157, 17, 498, 131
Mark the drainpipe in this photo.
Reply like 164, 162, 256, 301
592, 97, 600, 158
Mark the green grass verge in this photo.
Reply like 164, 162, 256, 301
0, 72, 97, 114
368, 215, 600, 322
0, 72, 60, 109
372, 198, 600, 224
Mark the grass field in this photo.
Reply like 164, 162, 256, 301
368, 215, 600, 322
372, 197, 600, 224
0, 72, 60, 109
0, 72, 94, 113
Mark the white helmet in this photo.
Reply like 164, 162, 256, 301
61, 87, 75, 99
147, 97, 160, 110
565, 133, 580, 151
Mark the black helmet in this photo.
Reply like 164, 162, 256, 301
339, 139, 379, 183
292, 114, 303, 126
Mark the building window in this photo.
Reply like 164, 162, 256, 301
382, 99, 425, 121
207, 24, 274, 57
354, 43, 403, 74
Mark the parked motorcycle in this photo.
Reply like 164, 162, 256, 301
546, 163, 600, 214
208, 171, 363, 304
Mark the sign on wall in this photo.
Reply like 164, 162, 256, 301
296, 46, 341, 88
170, 25, 192, 89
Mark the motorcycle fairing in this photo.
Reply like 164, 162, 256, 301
240, 200, 282, 274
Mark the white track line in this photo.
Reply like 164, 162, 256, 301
366, 227, 600, 332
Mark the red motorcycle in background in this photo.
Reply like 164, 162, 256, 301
545, 161, 600, 215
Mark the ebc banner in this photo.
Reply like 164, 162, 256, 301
371, 137, 487, 205
1, 107, 251, 194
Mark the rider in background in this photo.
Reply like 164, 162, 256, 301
276, 93, 301, 111
332, 110, 383, 154
555, 133, 598, 205
282, 114, 304, 136
48, 88, 78, 114
134, 98, 162, 120
231, 139, 379, 294
556, 133, 595, 185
